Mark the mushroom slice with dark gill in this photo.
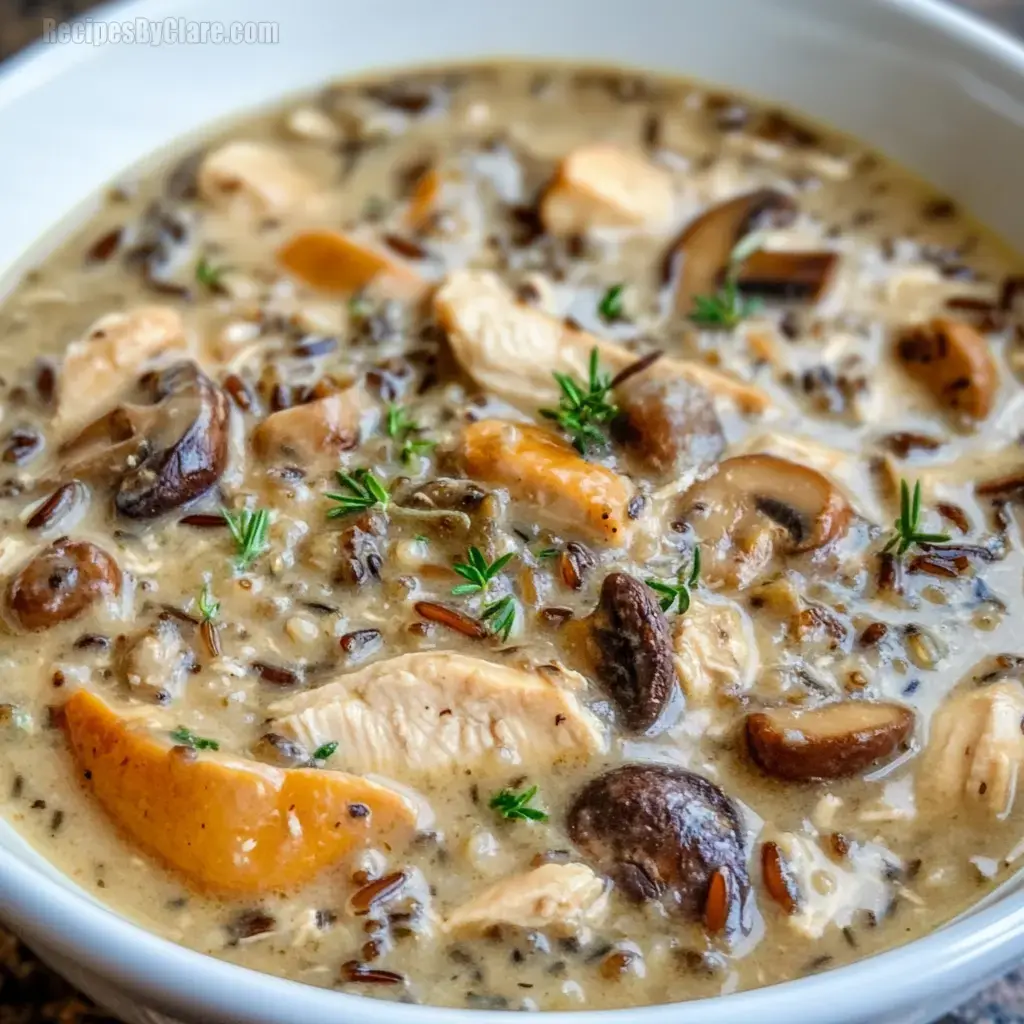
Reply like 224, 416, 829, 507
6, 539, 121, 632
678, 454, 853, 587
664, 189, 798, 315
568, 764, 749, 924
612, 372, 725, 480
585, 572, 676, 733
746, 701, 915, 781
115, 361, 231, 518
894, 317, 997, 420
732, 249, 838, 302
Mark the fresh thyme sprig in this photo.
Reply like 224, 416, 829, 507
325, 469, 390, 518
646, 547, 702, 614
221, 507, 270, 571
450, 547, 518, 640
451, 547, 516, 596
385, 403, 437, 465
489, 784, 548, 822
170, 726, 219, 751
690, 231, 764, 329
883, 479, 951, 557
313, 741, 338, 761
598, 283, 627, 322
539, 348, 618, 455
195, 255, 228, 291
481, 594, 517, 642
197, 583, 219, 623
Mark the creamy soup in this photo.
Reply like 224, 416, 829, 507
0, 62, 1023, 1012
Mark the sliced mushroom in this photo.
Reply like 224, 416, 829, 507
568, 764, 749, 921
6, 539, 121, 632
733, 249, 838, 302
612, 372, 725, 479
115, 362, 231, 519
678, 454, 853, 587
540, 143, 674, 235
197, 141, 315, 216
459, 420, 636, 547
55, 306, 188, 437
252, 388, 369, 467
746, 701, 914, 781
120, 618, 194, 703
664, 189, 798, 315
894, 317, 997, 420
586, 572, 676, 732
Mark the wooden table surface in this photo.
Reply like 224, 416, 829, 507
0, 0, 1021, 1021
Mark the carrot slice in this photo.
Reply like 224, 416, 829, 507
277, 229, 425, 298
63, 690, 416, 894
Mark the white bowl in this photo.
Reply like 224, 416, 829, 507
2, 0, 1024, 1021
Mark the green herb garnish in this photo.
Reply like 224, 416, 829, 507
539, 348, 618, 455
325, 469, 390, 518
384, 403, 436, 465
195, 256, 228, 291
883, 479, 951, 557
535, 547, 559, 560
690, 231, 764, 329
646, 547, 702, 614
481, 594, 517, 642
197, 583, 219, 623
348, 292, 374, 321
598, 283, 627, 322
221, 507, 270, 571
451, 547, 516, 596
489, 785, 548, 822
313, 741, 338, 761
170, 726, 219, 751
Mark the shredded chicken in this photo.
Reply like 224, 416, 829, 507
671, 596, 758, 704
443, 863, 608, 937
198, 141, 315, 215
918, 682, 1024, 820
268, 652, 606, 778
55, 306, 188, 435
540, 143, 675, 235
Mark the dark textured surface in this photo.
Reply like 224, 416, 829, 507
0, 0, 1023, 1021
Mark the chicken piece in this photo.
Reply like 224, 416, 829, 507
197, 141, 314, 216
55, 306, 188, 436
120, 618, 193, 703
917, 682, 1024, 820
460, 420, 635, 547
268, 652, 605, 779
252, 388, 370, 467
540, 143, 675, 235
765, 831, 894, 940
672, 596, 758, 704
433, 270, 770, 414
444, 863, 608, 938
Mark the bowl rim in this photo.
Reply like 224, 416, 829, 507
3, 0, 1024, 1020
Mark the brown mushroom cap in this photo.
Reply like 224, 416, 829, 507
6, 539, 121, 632
895, 317, 997, 420
612, 373, 725, 479
568, 764, 749, 922
664, 189, 798, 314
678, 454, 853, 586
746, 701, 915, 781
733, 249, 838, 302
587, 572, 676, 733
115, 361, 230, 519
